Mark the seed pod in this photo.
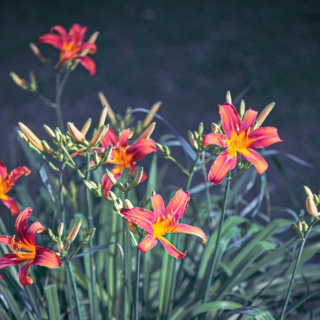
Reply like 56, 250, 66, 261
67, 123, 86, 143
81, 118, 92, 136
226, 91, 232, 104
19, 123, 46, 151
256, 102, 275, 129
67, 219, 82, 242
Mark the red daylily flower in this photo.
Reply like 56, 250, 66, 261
0, 160, 30, 216
0, 208, 61, 285
203, 102, 282, 185
120, 190, 206, 260
39, 24, 97, 76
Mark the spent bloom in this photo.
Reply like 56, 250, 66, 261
39, 24, 97, 75
120, 190, 206, 260
0, 208, 61, 285
0, 160, 30, 215
203, 102, 282, 184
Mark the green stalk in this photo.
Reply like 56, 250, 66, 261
86, 152, 98, 320
185, 153, 201, 191
200, 171, 232, 313
66, 260, 83, 320
135, 247, 141, 320
55, 73, 65, 133
279, 219, 317, 320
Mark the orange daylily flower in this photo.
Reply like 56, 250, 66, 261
120, 190, 206, 260
39, 24, 97, 75
0, 160, 30, 216
0, 208, 61, 286
203, 102, 282, 184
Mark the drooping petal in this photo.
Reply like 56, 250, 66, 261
219, 103, 241, 139
240, 109, 258, 132
26, 222, 45, 246
119, 130, 133, 148
158, 236, 187, 260
0, 194, 20, 216
50, 25, 68, 42
203, 133, 228, 148
120, 208, 156, 232
38, 34, 63, 49
18, 260, 33, 286
9, 166, 31, 184
33, 247, 61, 269
73, 56, 96, 76
78, 42, 97, 54
239, 148, 268, 175
101, 166, 123, 200
170, 224, 206, 243
15, 208, 32, 243
0, 254, 27, 268
247, 127, 282, 149
164, 189, 190, 222
150, 194, 165, 218
208, 149, 237, 185
137, 234, 158, 253
126, 139, 157, 162
101, 126, 118, 148
0, 160, 7, 179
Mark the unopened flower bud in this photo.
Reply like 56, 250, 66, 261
124, 219, 140, 234
143, 101, 162, 128
314, 194, 320, 204
188, 131, 198, 151
106, 169, 118, 186
98, 91, 116, 125
101, 145, 113, 164
44, 125, 56, 139
54, 128, 62, 144
89, 228, 96, 239
306, 196, 319, 217
226, 91, 232, 104
136, 122, 156, 142
42, 140, 53, 153
93, 151, 100, 165
299, 215, 305, 223
130, 167, 143, 189
240, 100, 245, 118
18, 130, 28, 143
125, 199, 134, 209
67, 219, 82, 242
67, 123, 86, 143
19, 123, 46, 151
98, 105, 109, 128
64, 240, 71, 251
28, 72, 37, 92
291, 224, 297, 230
109, 191, 117, 201
194, 131, 200, 140
297, 221, 303, 232
57, 223, 64, 238
81, 118, 91, 136
302, 222, 308, 232
84, 180, 94, 191
256, 102, 275, 129
83, 228, 89, 237
304, 186, 313, 198
198, 122, 204, 136
48, 228, 57, 241
155, 142, 164, 152
164, 145, 170, 157
10, 72, 29, 90
88, 125, 107, 148
29, 43, 42, 57
57, 240, 64, 255
211, 123, 220, 133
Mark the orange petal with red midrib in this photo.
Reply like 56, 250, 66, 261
239, 148, 268, 175
137, 234, 158, 253
219, 103, 241, 139
247, 127, 282, 149
158, 236, 186, 260
170, 224, 206, 243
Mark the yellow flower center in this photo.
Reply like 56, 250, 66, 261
0, 174, 12, 195
226, 127, 252, 157
6, 235, 35, 260
152, 212, 178, 237
112, 146, 131, 167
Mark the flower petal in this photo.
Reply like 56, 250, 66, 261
15, 208, 32, 244
33, 246, 62, 269
164, 189, 190, 222
170, 223, 206, 243
101, 166, 123, 200
150, 194, 165, 218
73, 56, 96, 76
239, 148, 268, 175
78, 42, 97, 54
101, 126, 118, 148
247, 127, 282, 148
38, 34, 63, 49
120, 208, 156, 233
137, 234, 158, 253
18, 260, 33, 286
26, 222, 45, 246
126, 139, 157, 162
158, 236, 186, 260
9, 166, 31, 184
0, 194, 20, 216
240, 109, 257, 132
119, 130, 133, 148
208, 149, 237, 185
50, 25, 67, 42
219, 103, 241, 139
0, 254, 27, 268
203, 133, 228, 148
0, 160, 7, 179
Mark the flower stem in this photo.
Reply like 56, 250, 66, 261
66, 260, 83, 320
55, 73, 65, 133
279, 219, 317, 320
86, 152, 98, 320
201, 171, 231, 309
185, 153, 201, 191
135, 246, 141, 320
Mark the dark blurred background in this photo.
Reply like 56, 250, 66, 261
1, 0, 320, 216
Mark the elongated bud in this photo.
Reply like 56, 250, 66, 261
299, 215, 305, 223
98, 92, 116, 125
109, 191, 118, 201
64, 240, 71, 251
10, 72, 29, 90
211, 123, 220, 133
240, 100, 245, 118
297, 221, 303, 232
88, 125, 108, 148
81, 118, 91, 136
57, 223, 64, 238
124, 219, 140, 235
98, 105, 109, 128
89, 228, 96, 239
130, 167, 143, 189
226, 91, 232, 104
67, 219, 82, 242
143, 101, 162, 127
188, 131, 198, 151
29, 43, 42, 57
135, 122, 156, 142
48, 228, 57, 241
57, 240, 65, 255
302, 222, 308, 232
306, 196, 319, 217
256, 102, 275, 129
155, 142, 164, 152
42, 140, 53, 153
314, 194, 320, 204
80, 32, 99, 56
67, 123, 86, 143
198, 122, 204, 136
101, 145, 112, 164
83, 228, 89, 237
18, 131, 28, 143
54, 128, 62, 144
19, 123, 46, 151
28, 72, 37, 92
194, 131, 200, 140
106, 169, 118, 186
164, 145, 171, 157
44, 125, 55, 138
304, 186, 313, 198
84, 180, 94, 191
93, 151, 100, 165
125, 199, 134, 209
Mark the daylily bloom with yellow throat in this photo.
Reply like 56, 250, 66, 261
39, 24, 97, 75
0, 208, 61, 285
203, 102, 282, 184
120, 190, 206, 260
0, 160, 30, 215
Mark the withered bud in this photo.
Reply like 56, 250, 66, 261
256, 102, 275, 129
88, 125, 108, 148
188, 131, 199, 151
57, 240, 65, 255
67, 122, 86, 143
98, 92, 116, 124
125, 199, 134, 209
81, 118, 92, 136
240, 100, 245, 118
19, 123, 46, 151
57, 223, 64, 238
143, 101, 162, 128
98, 105, 109, 128
306, 196, 319, 217
10, 72, 29, 90
135, 122, 156, 142
226, 91, 232, 104
211, 123, 220, 133
44, 125, 56, 139
124, 219, 140, 235
67, 219, 82, 242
